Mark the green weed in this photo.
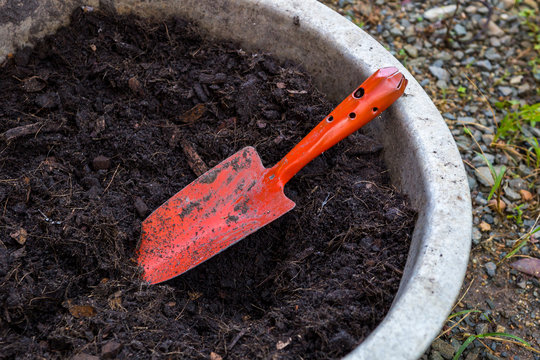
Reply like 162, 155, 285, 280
507, 203, 524, 226
525, 137, 540, 168
493, 102, 539, 143
475, 151, 506, 202
453, 332, 536, 360
500, 218, 540, 263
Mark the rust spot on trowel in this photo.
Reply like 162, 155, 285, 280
199, 169, 219, 184
179, 201, 201, 219
233, 198, 249, 214
226, 215, 239, 224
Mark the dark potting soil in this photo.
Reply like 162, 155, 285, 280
0, 9, 416, 360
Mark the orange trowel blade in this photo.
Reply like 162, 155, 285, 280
137, 67, 407, 284
137, 146, 295, 284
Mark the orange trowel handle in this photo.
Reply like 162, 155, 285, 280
266, 67, 408, 187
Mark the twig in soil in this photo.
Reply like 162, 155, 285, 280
163, 22, 173, 46
1, 122, 44, 142
228, 328, 247, 351
0, 120, 64, 142
103, 164, 121, 193
383, 262, 403, 275
180, 139, 209, 176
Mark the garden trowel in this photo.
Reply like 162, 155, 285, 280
137, 67, 407, 284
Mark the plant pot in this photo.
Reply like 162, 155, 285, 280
0, 1, 472, 359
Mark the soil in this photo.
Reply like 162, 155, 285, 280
0, 9, 416, 359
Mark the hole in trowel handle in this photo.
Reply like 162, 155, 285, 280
353, 87, 365, 99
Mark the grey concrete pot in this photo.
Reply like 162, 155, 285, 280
0, 1, 472, 359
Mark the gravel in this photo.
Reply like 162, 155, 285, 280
485, 262, 497, 277
320, 0, 540, 359
429, 66, 450, 82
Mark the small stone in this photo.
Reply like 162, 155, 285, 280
479, 222, 491, 232
134, 197, 149, 218
508, 178, 527, 191
10, 228, 28, 245
101, 341, 122, 359
454, 23, 468, 36
450, 339, 461, 352
472, 228, 482, 245
520, 189, 532, 201
483, 214, 494, 224
486, 21, 504, 36
424, 5, 457, 22
488, 199, 506, 212
490, 37, 501, 47
518, 84, 531, 94
476, 60, 492, 71
128, 76, 142, 94
431, 339, 455, 359
390, 27, 403, 36
520, 246, 530, 255
481, 134, 494, 145
468, 175, 477, 190
404, 44, 419, 58
498, 86, 513, 96
92, 156, 111, 170
404, 26, 416, 37
504, 186, 521, 201
517, 163, 532, 177
429, 66, 450, 82
475, 166, 494, 187
431, 351, 445, 360
500, 0, 515, 9
436, 80, 448, 89
485, 262, 497, 277
435, 51, 452, 61
476, 322, 489, 334
484, 48, 501, 61
459, 32, 473, 42
465, 349, 479, 360
510, 75, 523, 85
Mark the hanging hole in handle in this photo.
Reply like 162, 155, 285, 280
353, 87, 365, 99
372, 107, 378, 113
349, 112, 356, 119
397, 76, 404, 89
326, 115, 334, 123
